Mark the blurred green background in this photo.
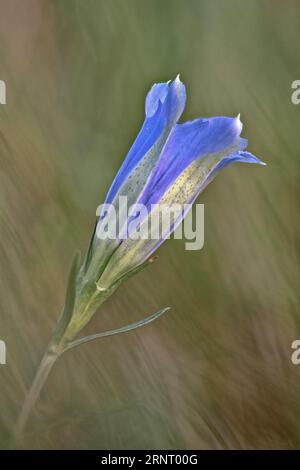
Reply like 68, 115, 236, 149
0, 0, 300, 449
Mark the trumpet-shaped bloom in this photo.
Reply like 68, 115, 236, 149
87, 76, 265, 289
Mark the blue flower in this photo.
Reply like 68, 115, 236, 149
86, 76, 265, 289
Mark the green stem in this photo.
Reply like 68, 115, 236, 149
11, 283, 104, 447
11, 341, 63, 447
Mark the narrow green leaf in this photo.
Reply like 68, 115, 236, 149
52, 251, 81, 342
63, 306, 170, 353
82, 220, 97, 274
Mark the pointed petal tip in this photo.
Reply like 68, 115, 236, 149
252, 158, 267, 166
235, 113, 243, 133
239, 151, 267, 166
174, 74, 184, 87
167, 75, 182, 86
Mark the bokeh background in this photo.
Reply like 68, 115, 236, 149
0, 0, 300, 449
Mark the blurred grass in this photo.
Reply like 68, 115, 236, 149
0, 0, 300, 449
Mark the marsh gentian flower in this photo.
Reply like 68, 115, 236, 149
85, 76, 265, 291
63, 75, 265, 340
13, 77, 265, 441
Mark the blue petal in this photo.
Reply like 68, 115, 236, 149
137, 150, 266, 261
130, 122, 265, 259
145, 82, 169, 117
104, 77, 186, 204
213, 151, 266, 172
137, 115, 248, 209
